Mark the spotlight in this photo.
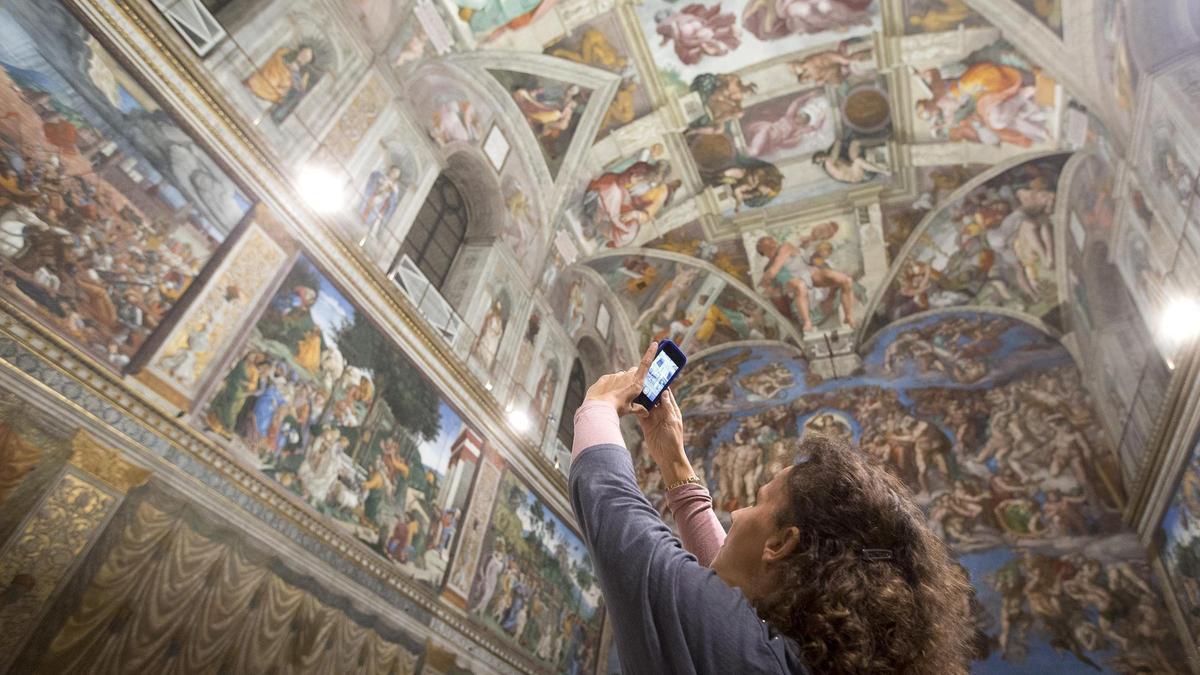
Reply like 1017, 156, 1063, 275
508, 408, 530, 432
484, 381, 494, 392
1160, 297, 1200, 345
296, 165, 345, 214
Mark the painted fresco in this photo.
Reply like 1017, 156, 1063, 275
584, 252, 787, 354
203, 255, 479, 588
1014, 0, 1062, 37
881, 164, 988, 262
901, 0, 986, 34
573, 143, 684, 250
634, 0, 880, 88
879, 155, 1068, 324
1136, 100, 1200, 236
1114, 179, 1170, 337
205, 1, 368, 160
488, 70, 592, 180
149, 224, 286, 398
389, 19, 435, 79
0, 1, 251, 369
467, 469, 603, 673
346, 0, 408, 47
689, 285, 785, 352
409, 72, 491, 147
354, 147, 417, 245
666, 313, 1183, 672
500, 172, 545, 264
585, 255, 717, 346
1158, 434, 1200, 647
645, 220, 752, 286
683, 59, 892, 214
1095, 0, 1138, 121
911, 39, 1060, 150
544, 14, 653, 139
451, 0, 555, 43
745, 214, 867, 333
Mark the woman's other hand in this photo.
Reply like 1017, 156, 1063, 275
583, 342, 657, 416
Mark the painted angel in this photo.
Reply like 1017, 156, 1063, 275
654, 4, 742, 65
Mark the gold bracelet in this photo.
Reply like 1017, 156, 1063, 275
666, 475, 703, 490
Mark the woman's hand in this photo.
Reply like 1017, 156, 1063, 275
634, 388, 692, 486
583, 342, 657, 416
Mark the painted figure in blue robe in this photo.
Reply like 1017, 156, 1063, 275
501, 587, 526, 634
357, 164, 406, 242
252, 365, 289, 446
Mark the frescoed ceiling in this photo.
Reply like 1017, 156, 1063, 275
3, 1, 1200, 673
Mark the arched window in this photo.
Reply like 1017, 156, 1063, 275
400, 175, 469, 291
557, 359, 587, 448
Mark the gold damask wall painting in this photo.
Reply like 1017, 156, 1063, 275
10, 488, 421, 673
0, 0, 252, 372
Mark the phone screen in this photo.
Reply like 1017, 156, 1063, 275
643, 350, 680, 402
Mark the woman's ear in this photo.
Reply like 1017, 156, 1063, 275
763, 526, 800, 564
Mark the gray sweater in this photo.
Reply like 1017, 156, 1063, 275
570, 443, 808, 675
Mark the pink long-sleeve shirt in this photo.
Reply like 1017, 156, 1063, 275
572, 400, 726, 566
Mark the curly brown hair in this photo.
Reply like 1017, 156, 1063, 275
754, 435, 974, 674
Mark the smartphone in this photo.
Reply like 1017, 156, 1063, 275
634, 340, 687, 410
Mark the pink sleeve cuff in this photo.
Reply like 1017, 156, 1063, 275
572, 400, 625, 460
667, 482, 726, 567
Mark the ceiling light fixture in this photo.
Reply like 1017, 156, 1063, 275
296, 165, 346, 214
1160, 297, 1200, 345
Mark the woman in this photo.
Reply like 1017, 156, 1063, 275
570, 343, 973, 673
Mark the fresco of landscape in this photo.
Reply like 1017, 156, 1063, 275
204, 255, 479, 588
467, 469, 604, 674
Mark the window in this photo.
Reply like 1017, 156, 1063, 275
557, 359, 587, 448
400, 175, 469, 291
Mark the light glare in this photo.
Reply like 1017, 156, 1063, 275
1160, 297, 1200, 344
508, 408, 530, 432
297, 166, 345, 214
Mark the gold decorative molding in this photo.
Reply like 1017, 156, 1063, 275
69, 432, 152, 495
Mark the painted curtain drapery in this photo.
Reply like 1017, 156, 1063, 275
33, 497, 418, 674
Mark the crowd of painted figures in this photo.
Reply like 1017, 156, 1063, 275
646, 314, 1185, 670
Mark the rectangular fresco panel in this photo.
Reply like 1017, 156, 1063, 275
1159, 433, 1200, 647
745, 214, 866, 335
203, 254, 479, 588
466, 469, 603, 673
0, 1, 251, 370
148, 223, 286, 399
910, 39, 1060, 151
